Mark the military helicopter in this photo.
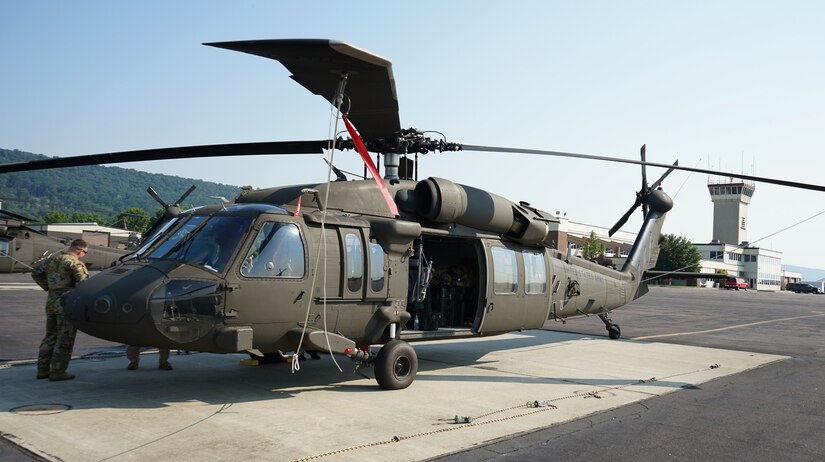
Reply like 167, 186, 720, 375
0, 208, 129, 273
2, 39, 823, 390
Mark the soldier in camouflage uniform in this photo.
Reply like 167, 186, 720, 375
31, 239, 89, 381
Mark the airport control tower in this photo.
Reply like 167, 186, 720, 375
707, 179, 756, 245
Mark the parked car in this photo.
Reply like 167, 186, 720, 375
786, 283, 822, 294
724, 277, 749, 291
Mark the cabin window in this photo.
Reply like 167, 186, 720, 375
0, 237, 9, 256
523, 249, 547, 294
369, 241, 385, 292
345, 232, 363, 292
491, 246, 518, 294
241, 222, 305, 278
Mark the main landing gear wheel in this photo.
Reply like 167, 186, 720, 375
375, 340, 418, 390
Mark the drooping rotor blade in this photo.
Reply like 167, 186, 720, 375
175, 185, 197, 206
461, 144, 825, 193
207, 39, 401, 142
609, 200, 642, 237
0, 140, 330, 174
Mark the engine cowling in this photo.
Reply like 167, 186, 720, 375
412, 177, 549, 245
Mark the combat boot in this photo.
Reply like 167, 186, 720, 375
36, 369, 50, 380
49, 372, 75, 381
127, 361, 139, 370
159, 361, 173, 371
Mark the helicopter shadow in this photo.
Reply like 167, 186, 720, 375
1, 330, 697, 413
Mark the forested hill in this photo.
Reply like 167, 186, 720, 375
0, 148, 241, 221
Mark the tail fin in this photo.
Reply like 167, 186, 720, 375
621, 188, 673, 299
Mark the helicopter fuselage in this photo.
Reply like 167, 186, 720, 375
61, 179, 665, 358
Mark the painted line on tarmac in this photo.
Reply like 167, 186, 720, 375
632, 312, 825, 340
0, 282, 42, 290
0, 284, 40, 290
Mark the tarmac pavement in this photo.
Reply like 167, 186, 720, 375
2, 275, 821, 461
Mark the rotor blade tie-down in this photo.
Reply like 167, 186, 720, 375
343, 113, 400, 217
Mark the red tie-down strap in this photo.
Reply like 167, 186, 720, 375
342, 114, 400, 217
293, 194, 302, 217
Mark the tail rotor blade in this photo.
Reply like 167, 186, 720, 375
640, 145, 648, 215
649, 160, 679, 190
640, 144, 648, 189
609, 201, 641, 237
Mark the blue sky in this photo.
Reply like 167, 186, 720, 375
2, 1, 824, 268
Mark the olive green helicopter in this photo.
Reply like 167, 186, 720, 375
0, 208, 129, 273
2, 39, 823, 390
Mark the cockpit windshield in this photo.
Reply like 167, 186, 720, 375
130, 216, 182, 260
146, 215, 253, 272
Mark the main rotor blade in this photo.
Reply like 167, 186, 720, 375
0, 140, 331, 174
146, 187, 168, 208
207, 40, 401, 142
462, 144, 825, 193
175, 185, 197, 206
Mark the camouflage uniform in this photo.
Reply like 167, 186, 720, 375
31, 251, 89, 375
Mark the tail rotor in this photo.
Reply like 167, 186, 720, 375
608, 145, 678, 237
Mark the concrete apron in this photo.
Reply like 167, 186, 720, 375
0, 330, 785, 462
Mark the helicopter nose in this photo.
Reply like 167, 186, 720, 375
61, 263, 166, 342
62, 283, 149, 326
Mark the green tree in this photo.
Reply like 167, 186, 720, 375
581, 230, 605, 261
112, 207, 152, 234
654, 234, 701, 272
70, 212, 107, 224
43, 211, 70, 223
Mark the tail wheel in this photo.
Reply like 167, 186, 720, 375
608, 325, 622, 340
375, 340, 418, 390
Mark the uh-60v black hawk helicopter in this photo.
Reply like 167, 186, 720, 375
3, 39, 824, 390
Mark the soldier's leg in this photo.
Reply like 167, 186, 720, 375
158, 348, 173, 370
126, 345, 140, 370
37, 310, 58, 376
49, 312, 77, 373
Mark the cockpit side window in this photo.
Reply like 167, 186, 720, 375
241, 222, 305, 278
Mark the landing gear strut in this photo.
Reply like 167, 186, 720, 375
599, 313, 621, 340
